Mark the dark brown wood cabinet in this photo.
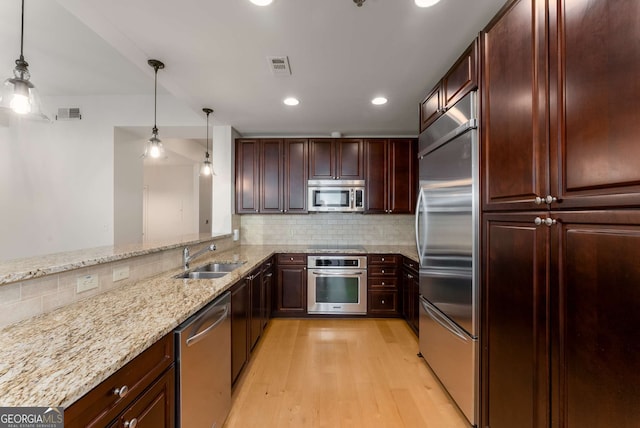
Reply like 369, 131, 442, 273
262, 258, 274, 327
274, 254, 307, 316
549, 211, 640, 428
231, 278, 249, 384
547, 0, 640, 209
308, 138, 364, 180
482, 212, 549, 428
108, 367, 175, 428
419, 40, 478, 133
236, 138, 308, 214
65, 334, 174, 428
481, 0, 549, 212
401, 257, 419, 335
367, 254, 400, 316
365, 139, 417, 214
481, 2, 640, 426
248, 266, 263, 351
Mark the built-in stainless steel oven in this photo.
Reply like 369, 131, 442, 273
307, 255, 367, 315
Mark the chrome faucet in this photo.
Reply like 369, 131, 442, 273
183, 243, 216, 270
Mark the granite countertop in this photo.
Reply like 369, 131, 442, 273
0, 245, 417, 408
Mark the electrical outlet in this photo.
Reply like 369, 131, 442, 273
76, 274, 99, 293
112, 266, 130, 282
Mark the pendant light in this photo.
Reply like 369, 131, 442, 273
0, 0, 48, 120
144, 59, 165, 159
201, 108, 215, 176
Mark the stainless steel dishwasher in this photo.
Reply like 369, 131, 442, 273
175, 291, 231, 428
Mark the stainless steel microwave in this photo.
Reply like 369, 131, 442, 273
307, 179, 365, 212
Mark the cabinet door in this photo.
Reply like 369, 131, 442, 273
308, 139, 334, 179
482, 212, 549, 428
249, 270, 263, 350
284, 139, 308, 213
482, 0, 549, 211
388, 139, 416, 214
548, 0, 640, 209
364, 139, 388, 213
111, 367, 175, 428
231, 280, 249, 384
275, 265, 307, 315
443, 39, 478, 109
236, 139, 260, 213
262, 261, 274, 328
336, 139, 364, 180
550, 211, 640, 428
260, 139, 284, 213
419, 85, 442, 132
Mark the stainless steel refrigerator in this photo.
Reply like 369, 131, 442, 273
415, 91, 479, 426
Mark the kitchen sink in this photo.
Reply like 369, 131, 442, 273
194, 262, 246, 273
174, 261, 246, 280
175, 271, 228, 279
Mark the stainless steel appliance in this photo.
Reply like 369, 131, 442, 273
415, 91, 479, 426
175, 291, 231, 428
308, 179, 365, 212
307, 255, 367, 314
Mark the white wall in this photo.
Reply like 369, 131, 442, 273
0, 94, 202, 261
143, 164, 198, 241
114, 127, 144, 245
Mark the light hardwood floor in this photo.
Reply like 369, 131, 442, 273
224, 318, 469, 428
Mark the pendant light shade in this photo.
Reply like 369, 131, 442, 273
144, 59, 165, 159
0, 0, 49, 121
200, 108, 215, 176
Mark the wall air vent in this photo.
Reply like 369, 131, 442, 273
56, 107, 82, 120
267, 56, 292, 76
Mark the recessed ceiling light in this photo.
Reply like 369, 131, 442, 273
284, 97, 299, 106
371, 97, 388, 105
250, 0, 273, 5
415, 0, 441, 7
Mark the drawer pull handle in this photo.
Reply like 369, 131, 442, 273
381, 300, 385, 304
124, 418, 138, 428
290, 257, 294, 261
381, 282, 385, 286
381, 257, 385, 261
113, 385, 129, 398
381, 270, 385, 274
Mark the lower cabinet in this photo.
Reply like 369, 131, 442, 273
367, 254, 401, 316
248, 266, 263, 351
64, 334, 174, 428
401, 257, 419, 334
231, 278, 249, 385
108, 367, 175, 428
274, 254, 307, 316
262, 258, 274, 328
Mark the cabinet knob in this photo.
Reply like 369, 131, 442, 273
534, 217, 543, 225
113, 385, 129, 398
407, 274, 413, 279
255, 209, 258, 212
545, 195, 557, 204
535, 217, 556, 227
381, 257, 385, 261
381, 269, 385, 274
284, 209, 288, 212
534, 196, 543, 205
290, 257, 294, 261
124, 418, 138, 428
382, 281, 386, 286
381, 300, 385, 304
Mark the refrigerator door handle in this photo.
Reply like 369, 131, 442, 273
420, 297, 469, 342
415, 186, 427, 267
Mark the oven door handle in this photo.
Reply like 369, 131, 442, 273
311, 271, 363, 276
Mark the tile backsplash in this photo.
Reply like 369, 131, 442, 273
240, 214, 415, 246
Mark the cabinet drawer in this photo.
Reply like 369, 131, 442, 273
369, 254, 399, 265
368, 278, 398, 289
368, 266, 398, 277
368, 290, 399, 314
277, 254, 307, 265
65, 334, 174, 428
403, 257, 418, 272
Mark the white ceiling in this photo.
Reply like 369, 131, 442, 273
1, 0, 507, 137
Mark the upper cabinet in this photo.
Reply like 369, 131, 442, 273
308, 138, 364, 180
483, 0, 640, 212
365, 139, 417, 214
236, 139, 308, 214
419, 40, 479, 133
481, 0, 549, 212
548, 0, 640, 209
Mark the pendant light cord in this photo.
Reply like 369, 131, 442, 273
19, 0, 25, 59
153, 66, 158, 134
205, 112, 210, 155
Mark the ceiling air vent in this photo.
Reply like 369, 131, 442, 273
267, 56, 291, 76
56, 107, 82, 120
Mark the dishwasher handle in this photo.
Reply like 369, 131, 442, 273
186, 304, 229, 347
